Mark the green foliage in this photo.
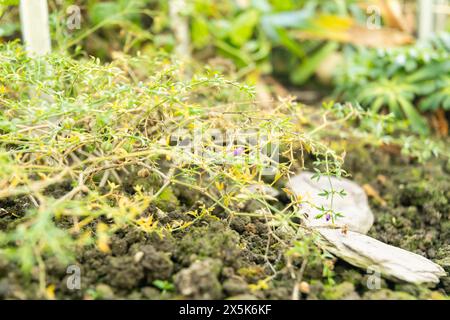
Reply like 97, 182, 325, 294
286, 234, 336, 285
152, 279, 175, 292
182, 0, 363, 82
334, 34, 450, 135
0, 0, 19, 6
88, 0, 147, 25
34, 0, 366, 83
0, 201, 75, 274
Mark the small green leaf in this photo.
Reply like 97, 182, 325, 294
192, 17, 210, 49
397, 96, 429, 135
229, 10, 260, 47
290, 42, 339, 85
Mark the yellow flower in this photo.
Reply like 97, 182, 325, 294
46, 284, 56, 300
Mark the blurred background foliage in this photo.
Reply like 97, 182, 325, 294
0, 0, 449, 134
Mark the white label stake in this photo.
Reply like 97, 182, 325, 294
20, 0, 51, 56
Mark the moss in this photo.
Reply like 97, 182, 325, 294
176, 221, 242, 267
428, 291, 448, 300
94, 284, 115, 299
174, 259, 223, 299
441, 221, 450, 235
394, 283, 436, 299
363, 289, 416, 300
139, 244, 174, 283
103, 256, 145, 290
223, 277, 249, 296
227, 294, 258, 300
338, 269, 364, 286
399, 180, 449, 208
154, 187, 179, 211
237, 266, 266, 281
322, 282, 359, 300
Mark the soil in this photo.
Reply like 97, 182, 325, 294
0, 146, 449, 300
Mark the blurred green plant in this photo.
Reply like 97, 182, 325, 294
179, 0, 364, 82
0, 1, 20, 38
334, 33, 450, 135
0, 0, 367, 83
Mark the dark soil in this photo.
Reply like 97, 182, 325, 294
0, 146, 449, 300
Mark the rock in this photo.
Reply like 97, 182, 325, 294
95, 284, 115, 299
111, 238, 128, 256
240, 184, 279, 212
298, 281, 310, 294
306, 280, 324, 300
105, 256, 144, 290
223, 277, 248, 295
288, 172, 374, 234
244, 184, 279, 199
174, 259, 223, 299
141, 286, 161, 299
316, 227, 446, 284
0, 279, 10, 298
134, 251, 144, 263
139, 245, 173, 283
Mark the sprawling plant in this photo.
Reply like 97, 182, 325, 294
1, 42, 376, 294
0, 40, 446, 298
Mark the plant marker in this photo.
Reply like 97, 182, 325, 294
169, 0, 190, 59
20, 0, 51, 56
418, 0, 435, 41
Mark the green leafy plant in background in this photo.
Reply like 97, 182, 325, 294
186, 0, 364, 82
50, 0, 156, 56
0, 0, 365, 83
334, 33, 450, 134
0, 1, 20, 39
0, 0, 407, 88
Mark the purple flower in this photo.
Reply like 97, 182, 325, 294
325, 213, 331, 222
233, 147, 244, 156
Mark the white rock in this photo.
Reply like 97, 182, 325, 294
288, 172, 374, 234
316, 227, 446, 284
134, 251, 144, 263
245, 184, 279, 200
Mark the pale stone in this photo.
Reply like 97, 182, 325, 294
316, 227, 446, 284
288, 172, 374, 234
245, 184, 279, 199
134, 251, 144, 263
